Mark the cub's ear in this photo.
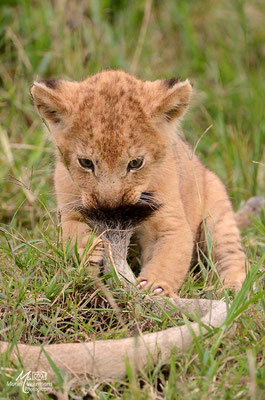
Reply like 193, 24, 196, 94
152, 78, 192, 123
30, 79, 71, 129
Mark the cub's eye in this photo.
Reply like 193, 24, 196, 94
128, 157, 144, 171
78, 158, 94, 171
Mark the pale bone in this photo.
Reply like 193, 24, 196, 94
0, 226, 228, 393
1, 199, 263, 397
0, 299, 226, 382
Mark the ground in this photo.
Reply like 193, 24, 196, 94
0, 0, 264, 399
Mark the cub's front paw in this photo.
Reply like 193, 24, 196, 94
137, 276, 178, 298
78, 246, 104, 265
220, 271, 246, 291
78, 235, 104, 276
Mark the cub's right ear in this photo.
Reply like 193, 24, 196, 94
30, 79, 71, 130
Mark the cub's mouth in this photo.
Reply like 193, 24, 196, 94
77, 192, 162, 230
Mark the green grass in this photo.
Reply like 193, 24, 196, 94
0, 0, 265, 398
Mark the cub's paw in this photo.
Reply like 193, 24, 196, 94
137, 276, 178, 298
78, 235, 104, 276
220, 271, 246, 291
78, 247, 104, 265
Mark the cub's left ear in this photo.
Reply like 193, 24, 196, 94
152, 78, 192, 123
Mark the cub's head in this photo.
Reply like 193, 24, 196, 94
31, 70, 192, 221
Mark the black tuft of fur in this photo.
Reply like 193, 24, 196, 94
40, 78, 58, 89
164, 77, 181, 89
78, 192, 162, 230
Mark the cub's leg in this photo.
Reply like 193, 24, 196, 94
200, 171, 247, 288
55, 162, 104, 271
137, 209, 194, 297
61, 217, 104, 268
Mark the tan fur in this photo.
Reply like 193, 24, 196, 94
30, 70, 247, 296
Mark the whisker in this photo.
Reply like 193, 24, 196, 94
48, 200, 82, 216
50, 192, 81, 198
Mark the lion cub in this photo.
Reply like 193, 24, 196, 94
30, 70, 246, 296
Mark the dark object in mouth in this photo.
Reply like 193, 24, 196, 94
77, 192, 162, 282
78, 192, 162, 230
